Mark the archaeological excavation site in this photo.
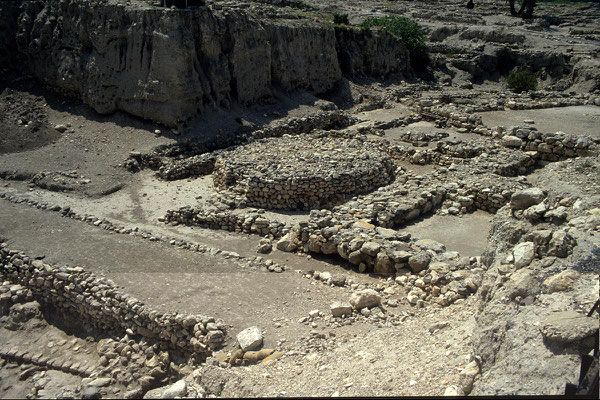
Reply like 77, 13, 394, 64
1, 0, 599, 397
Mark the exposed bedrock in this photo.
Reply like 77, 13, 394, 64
449, 45, 569, 83
471, 196, 599, 395
0, 0, 412, 127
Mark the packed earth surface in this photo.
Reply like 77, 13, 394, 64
0, 0, 599, 398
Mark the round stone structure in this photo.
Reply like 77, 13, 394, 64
212, 135, 396, 210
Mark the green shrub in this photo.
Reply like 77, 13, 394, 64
333, 13, 350, 25
506, 70, 538, 93
358, 16, 428, 69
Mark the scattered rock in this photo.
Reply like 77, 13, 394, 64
513, 242, 535, 269
261, 351, 285, 365
443, 385, 464, 396
162, 379, 187, 398
54, 124, 68, 133
87, 378, 111, 388
257, 238, 272, 254
458, 360, 480, 394
81, 387, 101, 400
330, 274, 346, 286
318, 271, 332, 281
428, 321, 450, 333
543, 269, 579, 293
330, 301, 353, 318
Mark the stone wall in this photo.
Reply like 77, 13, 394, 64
163, 172, 528, 276
164, 207, 290, 237
498, 126, 597, 162
158, 153, 217, 181
0, 242, 226, 358
212, 135, 396, 210
125, 111, 358, 175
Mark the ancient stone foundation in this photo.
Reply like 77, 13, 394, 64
212, 136, 396, 210
0, 243, 226, 357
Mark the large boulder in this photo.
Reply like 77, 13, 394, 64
374, 251, 395, 274
540, 311, 598, 343
162, 380, 187, 399
502, 135, 523, 148
236, 326, 263, 351
8, 301, 42, 323
543, 269, 579, 293
510, 188, 545, 210
408, 251, 431, 273
276, 232, 299, 252
513, 241, 535, 269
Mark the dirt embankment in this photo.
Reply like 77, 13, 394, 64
0, 0, 412, 127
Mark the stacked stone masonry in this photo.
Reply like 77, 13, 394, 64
0, 243, 226, 358
497, 126, 597, 162
127, 111, 358, 176
212, 136, 396, 210
164, 173, 528, 274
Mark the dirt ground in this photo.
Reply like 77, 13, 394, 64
1, 73, 598, 398
480, 106, 600, 137
0, 0, 599, 397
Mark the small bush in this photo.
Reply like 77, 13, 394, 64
506, 70, 538, 93
358, 16, 428, 69
333, 13, 350, 25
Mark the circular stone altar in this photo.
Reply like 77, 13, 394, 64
212, 135, 396, 210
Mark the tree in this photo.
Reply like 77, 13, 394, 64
509, 0, 536, 19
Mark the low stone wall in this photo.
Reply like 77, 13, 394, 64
158, 154, 217, 181
418, 101, 484, 131
0, 345, 93, 377
124, 110, 357, 175
164, 208, 290, 238
164, 174, 525, 276
249, 111, 358, 140
0, 243, 226, 358
498, 126, 597, 162
212, 136, 396, 210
